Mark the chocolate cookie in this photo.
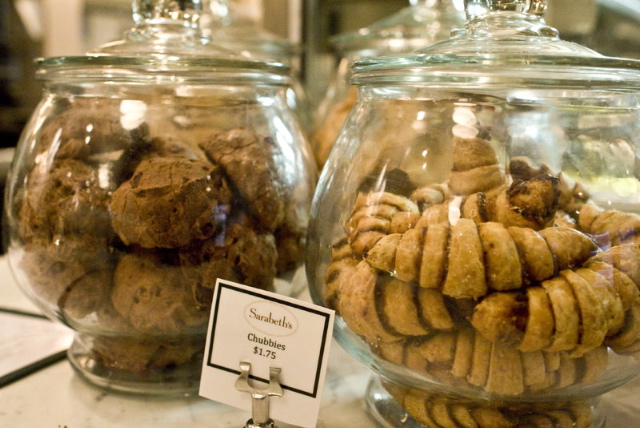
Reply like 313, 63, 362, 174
110, 157, 233, 248
199, 128, 287, 232
112, 250, 209, 333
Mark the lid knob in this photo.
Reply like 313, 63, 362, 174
465, 0, 548, 19
133, 0, 203, 27
91, 0, 226, 56
409, 0, 442, 6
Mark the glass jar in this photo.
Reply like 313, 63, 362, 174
312, 0, 466, 169
307, 0, 640, 426
4, 0, 315, 395
201, 0, 312, 132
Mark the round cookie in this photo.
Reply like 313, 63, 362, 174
199, 128, 287, 232
112, 250, 210, 333
20, 244, 114, 320
180, 221, 278, 297
19, 158, 114, 245
110, 156, 233, 248
37, 97, 136, 160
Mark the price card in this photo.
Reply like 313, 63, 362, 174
199, 279, 335, 428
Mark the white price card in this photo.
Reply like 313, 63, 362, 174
199, 279, 335, 428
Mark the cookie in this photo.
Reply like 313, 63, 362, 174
507, 226, 555, 283
606, 300, 640, 351
442, 218, 487, 299
110, 157, 233, 248
539, 226, 597, 271
337, 261, 401, 343
471, 291, 527, 346
560, 270, 608, 357
411, 184, 449, 211
112, 250, 209, 333
542, 276, 580, 352
19, 158, 114, 245
366, 233, 402, 273
575, 267, 624, 336
590, 244, 640, 288
349, 216, 392, 258
395, 227, 426, 283
199, 128, 287, 232
521, 350, 547, 386
485, 343, 525, 395
478, 222, 523, 291
419, 222, 450, 289
586, 260, 638, 311
579, 346, 609, 384
21, 246, 114, 320
325, 257, 358, 310
179, 222, 277, 295
450, 165, 504, 195
416, 287, 455, 331
555, 354, 578, 388
450, 328, 475, 379
380, 279, 430, 336
518, 287, 554, 352
416, 332, 457, 368
468, 332, 493, 387
390, 211, 421, 233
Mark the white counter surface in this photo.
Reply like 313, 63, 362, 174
1, 255, 639, 427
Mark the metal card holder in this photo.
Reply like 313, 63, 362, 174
235, 361, 284, 428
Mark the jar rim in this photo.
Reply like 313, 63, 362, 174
351, 53, 640, 88
34, 54, 291, 85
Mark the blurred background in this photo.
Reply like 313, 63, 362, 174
0, 0, 638, 255
0, 0, 640, 177
1, 0, 640, 153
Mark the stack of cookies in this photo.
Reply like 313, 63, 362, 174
325, 135, 640, 427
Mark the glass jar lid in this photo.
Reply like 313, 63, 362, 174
352, 0, 640, 88
332, 0, 466, 58
35, 0, 289, 85
202, 0, 296, 63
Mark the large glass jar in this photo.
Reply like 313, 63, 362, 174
307, 0, 640, 426
4, 0, 315, 395
312, 0, 465, 169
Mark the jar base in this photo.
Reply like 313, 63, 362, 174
365, 375, 606, 428
365, 375, 423, 428
67, 333, 205, 396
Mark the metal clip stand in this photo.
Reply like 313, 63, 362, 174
235, 362, 284, 428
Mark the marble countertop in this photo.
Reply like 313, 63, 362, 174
1, 255, 639, 427
0, 256, 374, 427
